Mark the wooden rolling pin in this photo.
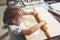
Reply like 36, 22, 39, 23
48, 8, 60, 16
33, 8, 51, 39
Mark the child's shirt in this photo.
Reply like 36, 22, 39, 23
8, 22, 26, 40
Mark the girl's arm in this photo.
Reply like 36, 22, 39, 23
20, 21, 46, 35
21, 10, 38, 16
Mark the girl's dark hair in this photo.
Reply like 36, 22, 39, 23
3, 6, 22, 28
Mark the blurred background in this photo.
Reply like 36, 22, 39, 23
0, 0, 60, 40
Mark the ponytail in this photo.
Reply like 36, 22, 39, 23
2, 23, 8, 29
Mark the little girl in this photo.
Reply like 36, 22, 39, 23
3, 6, 46, 40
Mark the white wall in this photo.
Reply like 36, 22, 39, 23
0, 0, 6, 3
0, 6, 8, 38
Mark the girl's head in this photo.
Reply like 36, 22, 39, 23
3, 6, 23, 28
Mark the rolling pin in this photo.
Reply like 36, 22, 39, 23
33, 8, 51, 39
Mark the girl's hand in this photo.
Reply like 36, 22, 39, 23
40, 20, 47, 26
40, 20, 47, 31
32, 12, 38, 16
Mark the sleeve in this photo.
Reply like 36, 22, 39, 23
17, 22, 26, 34
9, 22, 27, 34
9, 25, 23, 35
17, 26, 23, 34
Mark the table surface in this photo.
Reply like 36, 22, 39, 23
23, 3, 60, 40
51, 2, 60, 10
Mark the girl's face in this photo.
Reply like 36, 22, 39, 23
16, 14, 23, 26
16, 11, 23, 26
12, 11, 23, 26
